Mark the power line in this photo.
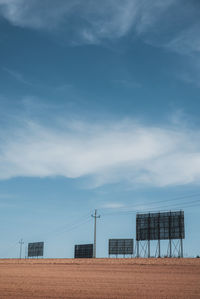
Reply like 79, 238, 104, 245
0, 241, 19, 258
102, 201, 200, 217
0, 218, 92, 258
101, 201, 200, 218
1, 192, 200, 258
100, 193, 200, 217
22, 212, 92, 242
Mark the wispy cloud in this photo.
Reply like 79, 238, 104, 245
2, 67, 32, 85
0, 0, 199, 60
0, 0, 178, 44
1, 0, 200, 80
163, 22, 200, 88
0, 193, 15, 199
101, 202, 125, 209
166, 23, 200, 56
113, 79, 141, 89
176, 66, 200, 89
0, 0, 77, 30
0, 116, 200, 188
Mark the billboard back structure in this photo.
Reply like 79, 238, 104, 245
28, 242, 44, 257
136, 211, 185, 241
74, 244, 93, 258
109, 239, 133, 255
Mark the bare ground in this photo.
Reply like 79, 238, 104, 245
0, 258, 199, 298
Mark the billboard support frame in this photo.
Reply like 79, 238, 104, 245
136, 210, 184, 258
136, 240, 139, 258
180, 238, 183, 258
148, 240, 150, 258
167, 239, 183, 258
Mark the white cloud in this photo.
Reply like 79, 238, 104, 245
0, 118, 200, 188
0, 0, 199, 60
0, 193, 15, 199
113, 79, 141, 89
0, 0, 77, 29
0, 0, 178, 43
1, 0, 199, 74
166, 24, 200, 56
176, 65, 200, 89
2, 67, 32, 85
101, 202, 125, 209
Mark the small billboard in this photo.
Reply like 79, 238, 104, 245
28, 242, 44, 257
74, 244, 93, 258
109, 239, 133, 255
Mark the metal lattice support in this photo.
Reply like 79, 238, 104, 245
136, 240, 149, 258
167, 239, 183, 257
155, 240, 161, 258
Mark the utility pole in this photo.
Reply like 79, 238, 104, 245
19, 239, 24, 259
91, 209, 100, 258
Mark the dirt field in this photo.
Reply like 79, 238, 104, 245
0, 258, 199, 298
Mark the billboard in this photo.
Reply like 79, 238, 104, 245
136, 211, 185, 241
109, 239, 133, 255
74, 244, 93, 258
28, 242, 44, 257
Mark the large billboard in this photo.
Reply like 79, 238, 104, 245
136, 211, 185, 241
109, 239, 133, 255
74, 244, 93, 258
28, 242, 44, 257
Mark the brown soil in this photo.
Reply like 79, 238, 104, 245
0, 258, 199, 298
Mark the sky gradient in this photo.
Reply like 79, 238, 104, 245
0, 0, 200, 258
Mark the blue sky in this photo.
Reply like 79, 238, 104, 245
0, 0, 200, 258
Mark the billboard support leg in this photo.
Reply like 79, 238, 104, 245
148, 240, 150, 258
180, 239, 183, 258
137, 241, 139, 258
169, 239, 172, 257
158, 240, 161, 258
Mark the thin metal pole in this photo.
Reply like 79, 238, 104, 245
169, 211, 172, 258
169, 239, 172, 258
94, 210, 96, 258
91, 209, 100, 258
180, 239, 183, 258
148, 213, 150, 258
148, 240, 150, 258
158, 240, 161, 258
137, 241, 139, 258
19, 239, 24, 259
158, 212, 160, 258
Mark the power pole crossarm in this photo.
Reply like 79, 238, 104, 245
91, 209, 100, 258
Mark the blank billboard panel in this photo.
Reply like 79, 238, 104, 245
28, 242, 44, 257
74, 244, 93, 258
109, 239, 133, 255
136, 211, 185, 241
